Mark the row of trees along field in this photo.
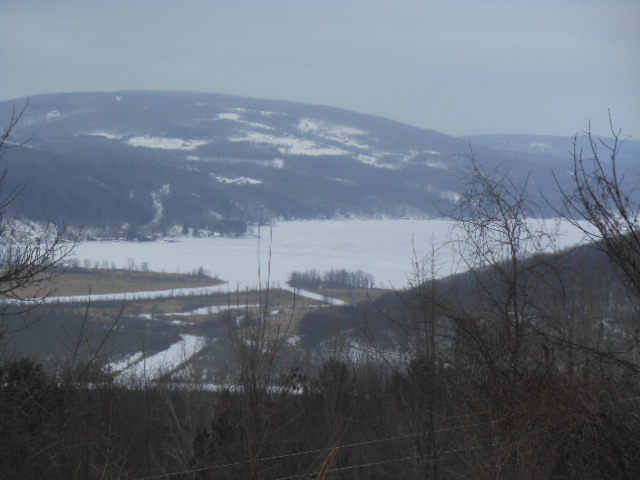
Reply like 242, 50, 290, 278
1, 107, 639, 479
288, 268, 375, 289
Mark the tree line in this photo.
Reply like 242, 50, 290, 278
288, 268, 375, 289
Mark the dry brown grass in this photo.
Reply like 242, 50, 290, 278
17, 268, 225, 298
19, 268, 387, 334
75, 287, 324, 328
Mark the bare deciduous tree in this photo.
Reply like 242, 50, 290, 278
0, 103, 76, 334
556, 115, 640, 295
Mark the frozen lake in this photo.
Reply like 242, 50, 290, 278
74, 219, 587, 290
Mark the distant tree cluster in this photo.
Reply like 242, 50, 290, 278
288, 268, 375, 289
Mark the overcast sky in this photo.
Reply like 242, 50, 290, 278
2, 0, 639, 138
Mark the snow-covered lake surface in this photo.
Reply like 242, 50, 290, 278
84, 219, 588, 382
74, 219, 587, 290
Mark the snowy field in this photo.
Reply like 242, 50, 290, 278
74, 219, 588, 290
110, 334, 207, 383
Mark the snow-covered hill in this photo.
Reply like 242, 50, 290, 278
0, 91, 581, 236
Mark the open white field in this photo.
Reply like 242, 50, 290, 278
74, 219, 588, 290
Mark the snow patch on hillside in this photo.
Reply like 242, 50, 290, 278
87, 131, 123, 140
211, 174, 262, 185
216, 112, 275, 130
328, 177, 355, 185
298, 118, 369, 149
528, 142, 552, 153
298, 118, 366, 137
231, 107, 283, 117
425, 185, 461, 202
357, 154, 397, 169
287, 288, 351, 306
425, 161, 449, 170
147, 184, 171, 228
46, 110, 61, 121
217, 112, 240, 121
126, 136, 209, 150
230, 131, 348, 156
108, 353, 143, 374
112, 334, 207, 382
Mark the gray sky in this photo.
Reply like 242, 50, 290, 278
2, 0, 639, 138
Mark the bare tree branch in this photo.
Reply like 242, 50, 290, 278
554, 114, 640, 295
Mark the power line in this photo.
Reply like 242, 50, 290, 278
130, 393, 640, 479
130, 421, 484, 480
272, 444, 487, 480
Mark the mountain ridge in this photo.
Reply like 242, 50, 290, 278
0, 90, 610, 237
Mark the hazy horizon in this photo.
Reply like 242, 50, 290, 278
2, 0, 639, 138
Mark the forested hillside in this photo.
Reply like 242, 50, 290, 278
0, 91, 607, 237
1, 114, 639, 479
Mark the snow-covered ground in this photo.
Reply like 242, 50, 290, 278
74, 219, 588, 290
290, 288, 351, 306
135, 303, 261, 319
211, 174, 262, 185
297, 118, 369, 149
229, 131, 349, 156
110, 334, 207, 382
126, 136, 209, 150
42, 285, 227, 304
